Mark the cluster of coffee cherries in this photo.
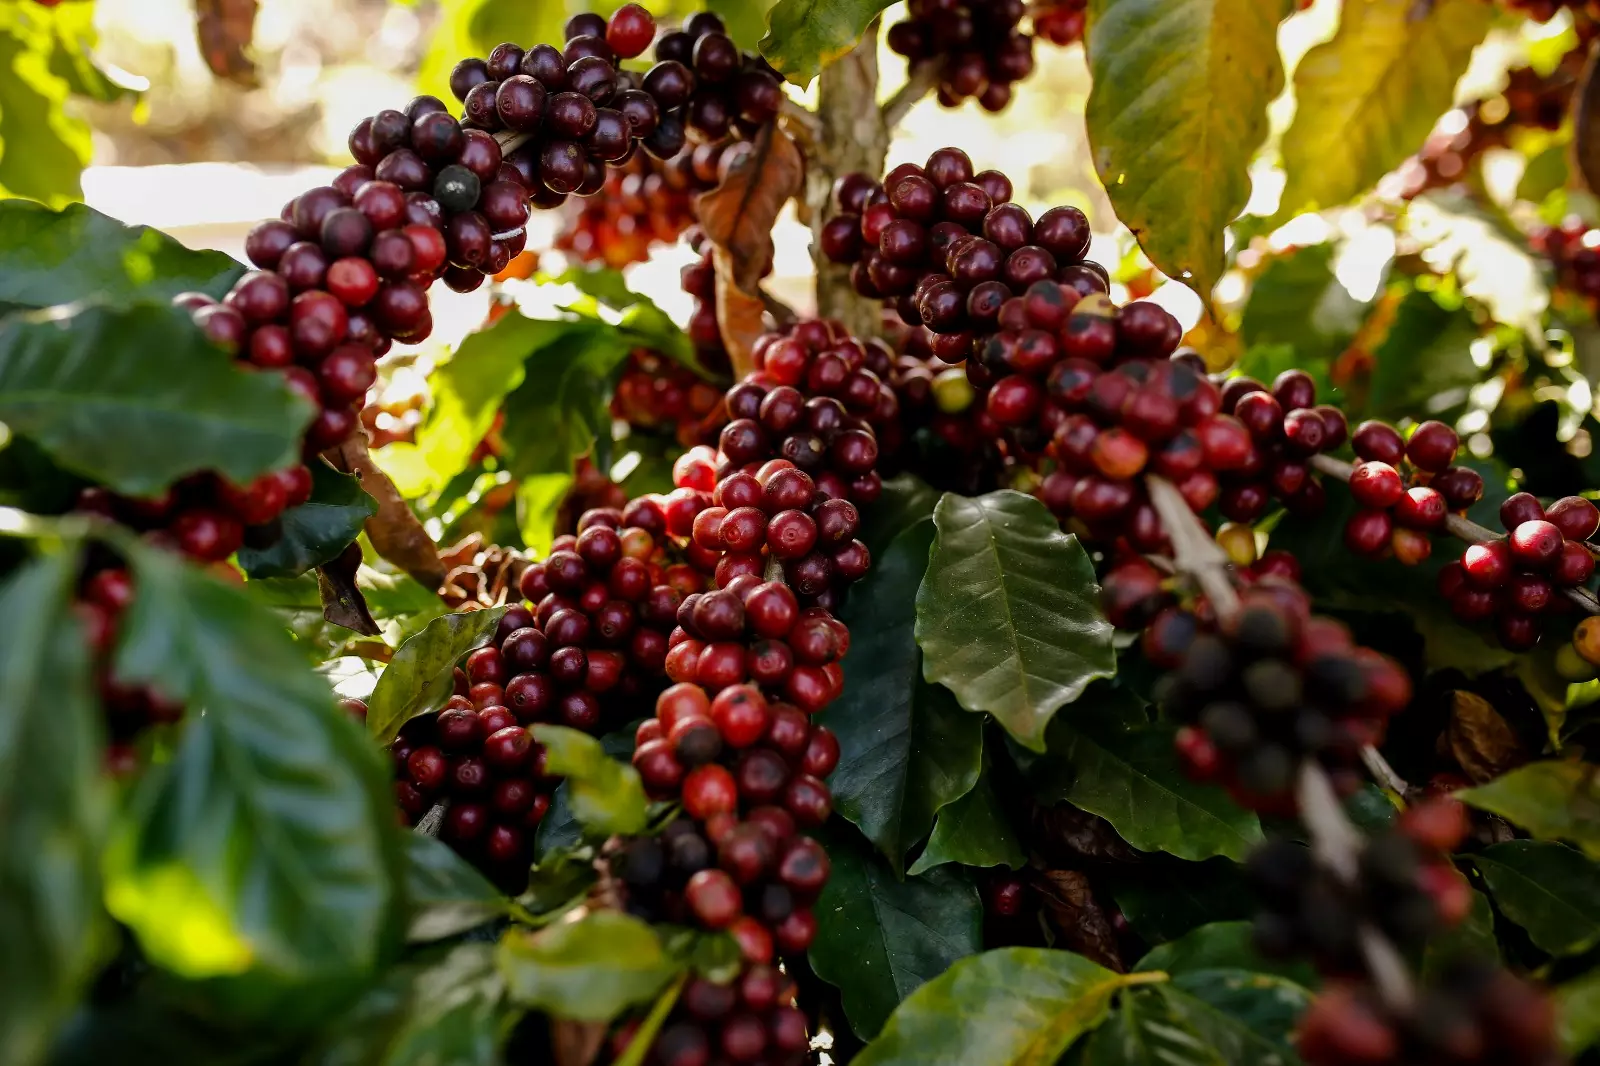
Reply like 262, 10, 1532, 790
1030, 0, 1086, 47
821, 148, 1104, 345
1531, 216, 1600, 303
553, 150, 698, 267
1129, 586, 1412, 806
1437, 491, 1597, 650
612, 956, 813, 1065
1248, 798, 1473, 972
886, 0, 1036, 112
72, 565, 184, 772
881, 324, 1005, 495
1267, 797, 1561, 1066
650, 13, 785, 146
1341, 419, 1482, 566
611, 347, 727, 449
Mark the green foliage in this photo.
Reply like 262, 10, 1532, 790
105, 544, 401, 981
916, 491, 1116, 752
532, 724, 649, 836
760, 0, 890, 85
1471, 841, 1600, 956
1556, 968, 1600, 1057
809, 822, 982, 1039
1364, 285, 1483, 423
402, 833, 508, 943
1276, 0, 1491, 219
0, 301, 314, 496
0, 1, 95, 208
823, 519, 983, 871
1135, 921, 1316, 989
498, 911, 678, 1022
366, 608, 508, 745
907, 761, 1024, 875
237, 465, 376, 580
0, 549, 111, 1066
1084, 0, 1287, 304
1458, 761, 1600, 859
1101, 859, 1255, 946
1238, 242, 1368, 384
854, 948, 1159, 1066
0, 201, 242, 314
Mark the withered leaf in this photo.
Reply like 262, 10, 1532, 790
551, 1018, 607, 1066
318, 541, 379, 636
329, 434, 446, 592
1030, 868, 1124, 972
1030, 803, 1143, 866
196, 0, 260, 87
1575, 39, 1600, 195
711, 253, 769, 378
1448, 690, 1526, 784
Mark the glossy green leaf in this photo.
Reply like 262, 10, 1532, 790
0, 201, 241, 313
532, 724, 648, 836
1152, 971, 1310, 1065
497, 323, 633, 485
1473, 840, 1600, 956
106, 546, 400, 979
1085, 0, 1286, 302
854, 947, 1161, 1066
1458, 761, 1600, 859
1277, 0, 1491, 218
533, 781, 582, 861
498, 911, 677, 1022
515, 470, 573, 559
1238, 242, 1368, 380
1555, 968, 1600, 1057
238, 465, 376, 579
0, 550, 111, 1066
1078, 987, 1215, 1066
916, 490, 1116, 752
823, 519, 982, 871
908, 763, 1024, 875
0, 23, 90, 209
1103, 858, 1255, 946
519, 846, 599, 919
1031, 701, 1263, 863
549, 265, 708, 378
0, 302, 314, 496
810, 823, 982, 1040
403, 832, 508, 943
759, 0, 892, 86
309, 943, 508, 1066
366, 608, 508, 745
860, 473, 940, 561
1136, 922, 1316, 988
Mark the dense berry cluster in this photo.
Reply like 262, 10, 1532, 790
1341, 418, 1482, 567
615, 957, 813, 1065
1131, 589, 1412, 806
1438, 491, 1597, 649
611, 347, 726, 449
886, 0, 1036, 112
821, 147, 1103, 349
1030, 0, 1086, 47
883, 328, 1004, 494
554, 150, 698, 267
650, 13, 785, 145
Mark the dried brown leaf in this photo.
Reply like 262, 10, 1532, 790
196, 0, 260, 86
1575, 40, 1600, 195
317, 541, 379, 636
1448, 690, 1526, 784
711, 253, 770, 378
551, 1018, 607, 1066
328, 434, 446, 593
1030, 868, 1124, 972
1030, 804, 1143, 866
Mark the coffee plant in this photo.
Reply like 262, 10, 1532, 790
6, 1, 1600, 1065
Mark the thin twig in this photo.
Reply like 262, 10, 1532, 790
881, 61, 940, 128
1145, 474, 1241, 621
1361, 745, 1410, 798
1309, 455, 1600, 615
759, 287, 799, 326
494, 130, 533, 157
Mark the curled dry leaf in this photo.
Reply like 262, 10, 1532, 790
196, 0, 261, 87
328, 433, 447, 593
1577, 44, 1600, 196
1448, 690, 1526, 785
1030, 803, 1143, 866
317, 540, 380, 636
694, 123, 804, 375
1030, 868, 1125, 972
552, 1018, 608, 1066
439, 535, 529, 610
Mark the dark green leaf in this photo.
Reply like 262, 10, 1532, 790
809, 822, 982, 1040
853, 948, 1160, 1066
106, 546, 400, 979
759, 0, 892, 85
0, 26, 90, 210
1136, 922, 1316, 988
1364, 285, 1484, 424
518, 846, 598, 918
498, 911, 677, 1022
532, 724, 648, 836
1238, 242, 1368, 380
823, 519, 982, 871
1276, 0, 1491, 218
1078, 986, 1215, 1066
0, 302, 314, 496
237, 464, 376, 579
1103, 858, 1255, 946
309, 943, 508, 1066
916, 490, 1116, 752
1473, 840, 1600, 956
1422, 882, 1497, 980
1085, 0, 1287, 302
549, 265, 709, 378
1154, 970, 1309, 1065
0, 201, 241, 312
908, 762, 1024, 875
498, 324, 634, 486
859, 473, 940, 561
1459, 761, 1600, 859
659, 925, 744, 984
403, 832, 508, 943
366, 608, 508, 745
1029, 697, 1263, 863
0, 550, 111, 1066
533, 781, 582, 860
